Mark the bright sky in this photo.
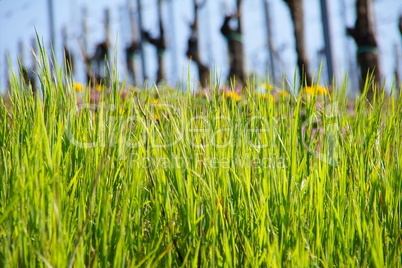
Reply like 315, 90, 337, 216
0, 0, 401, 93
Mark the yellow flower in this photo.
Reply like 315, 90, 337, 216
152, 114, 161, 121
150, 99, 165, 111
95, 84, 104, 92
277, 90, 290, 98
302, 86, 328, 96
150, 99, 159, 105
302, 86, 315, 95
224, 92, 241, 102
261, 93, 274, 101
73, 82, 84, 92
262, 83, 274, 91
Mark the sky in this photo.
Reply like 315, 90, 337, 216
0, 0, 401, 93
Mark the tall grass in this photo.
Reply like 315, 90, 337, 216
0, 53, 401, 267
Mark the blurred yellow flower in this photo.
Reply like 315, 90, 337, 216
261, 93, 274, 101
224, 92, 241, 102
277, 90, 290, 98
262, 83, 274, 91
302, 86, 328, 96
73, 82, 84, 92
152, 114, 161, 121
150, 99, 159, 105
95, 84, 104, 92
317, 86, 329, 95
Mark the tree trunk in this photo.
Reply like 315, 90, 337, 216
142, 0, 166, 84
125, 0, 140, 84
220, 0, 246, 85
62, 26, 74, 77
283, 0, 312, 86
186, 0, 210, 88
88, 9, 111, 86
347, 0, 381, 99
156, 0, 166, 83
136, 0, 147, 82
125, 42, 139, 84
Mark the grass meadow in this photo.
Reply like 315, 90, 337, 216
0, 52, 401, 267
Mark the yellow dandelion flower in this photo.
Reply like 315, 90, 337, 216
152, 114, 161, 121
95, 84, 104, 92
302, 86, 328, 96
262, 83, 274, 91
73, 82, 84, 92
224, 92, 241, 102
150, 99, 159, 105
316, 86, 329, 95
150, 99, 165, 111
261, 93, 274, 101
277, 90, 290, 98
302, 86, 315, 95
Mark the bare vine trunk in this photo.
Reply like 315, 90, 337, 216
347, 0, 381, 99
125, 0, 141, 84
186, 0, 210, 88
142, 0, 166, 84
220, 0, 246, 85
283, 0, 312, 85
62, 27, 74, 77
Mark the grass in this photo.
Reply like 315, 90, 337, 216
0, 52, 401, 267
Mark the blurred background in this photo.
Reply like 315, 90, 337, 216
0, 0, 401, 94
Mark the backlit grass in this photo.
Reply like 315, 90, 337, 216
0, 55, 401, 267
